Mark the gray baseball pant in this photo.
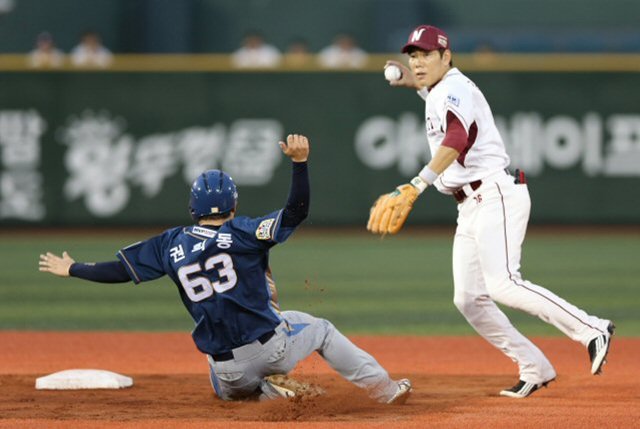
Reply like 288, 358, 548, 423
207, 310, 397, 402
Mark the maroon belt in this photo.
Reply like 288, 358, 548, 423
452, 180, 482, 203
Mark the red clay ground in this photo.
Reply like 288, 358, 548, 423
1, 332, 639, 428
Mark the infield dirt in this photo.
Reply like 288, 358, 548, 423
1, 332, 639, 428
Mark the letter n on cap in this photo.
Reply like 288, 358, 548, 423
411, 28, 426, 42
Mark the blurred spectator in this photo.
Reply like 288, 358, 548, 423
0, 0, 15, 13
70, 31, 113, 68
231, 32, 282, 68
28, 32, 64, 68
283, 38, 313, 67
474, 41, 497, 54
318, 34, 368, 68
472, 41, 498, 65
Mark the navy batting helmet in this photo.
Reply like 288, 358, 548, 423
189, 170, 238, 221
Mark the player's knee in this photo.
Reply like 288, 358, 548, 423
315, 317, 339, 351
453, 294, 474, 316
319, 318, 336, 336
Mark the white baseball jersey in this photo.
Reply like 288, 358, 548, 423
418, 67, 509, 193
417, 68, 612, 387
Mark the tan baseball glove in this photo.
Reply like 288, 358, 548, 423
367, 184, 420, 235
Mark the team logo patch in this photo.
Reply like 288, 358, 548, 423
446, 94, 460, 107
438, 35, 448, 48
256, 218, 275, 240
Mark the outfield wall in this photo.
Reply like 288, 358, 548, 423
1, 58, 640, 225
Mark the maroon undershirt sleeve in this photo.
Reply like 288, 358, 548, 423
441, 111, 468, 153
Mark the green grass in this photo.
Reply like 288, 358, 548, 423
1, 230, 638, 336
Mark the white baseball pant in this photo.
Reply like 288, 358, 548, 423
452, 171, 611, 384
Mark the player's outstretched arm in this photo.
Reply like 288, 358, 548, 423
39, 251, 74, 277
279, 133, 310, 228
39, 251, 132, 283
367, 146, 461, 235
367, 111, 465, 235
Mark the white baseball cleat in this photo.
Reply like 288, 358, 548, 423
589, 322, 615, 375
499, 378, 554, 398
387, 378, 412, 404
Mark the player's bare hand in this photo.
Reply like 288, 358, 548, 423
39, 251, 75, 277
279, 134, 309, 162
385, 60, 420, 89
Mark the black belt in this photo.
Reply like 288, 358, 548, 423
211, 329, 276, 362
452, 180, 482, 203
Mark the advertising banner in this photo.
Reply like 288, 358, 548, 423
1, 71, 639, 225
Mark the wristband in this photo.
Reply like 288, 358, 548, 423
418, 166, 438, 186
410, 176, 428, 194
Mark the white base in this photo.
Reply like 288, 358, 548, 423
35, 369, 133, 390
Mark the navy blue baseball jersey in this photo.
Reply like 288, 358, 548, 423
116, 210, 296, 356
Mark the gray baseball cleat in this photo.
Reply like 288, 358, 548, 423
499, 378, 555, 398
387, 378, 412, 404
589, 322, 615, 375
260, 376, 296, 400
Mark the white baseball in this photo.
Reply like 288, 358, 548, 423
384, 65, 402, 81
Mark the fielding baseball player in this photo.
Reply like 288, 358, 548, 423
367, 25, 614, 398
40, 134, 412, 404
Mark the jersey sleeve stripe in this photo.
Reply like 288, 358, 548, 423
456, 121, 479, 167
445, 106, 470, 131
185, 231, 206, 240
117, 250, 141, 284
441, 111, 469, 153
271, 209, 283, 238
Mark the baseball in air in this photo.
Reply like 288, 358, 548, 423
384, 65, 402, 81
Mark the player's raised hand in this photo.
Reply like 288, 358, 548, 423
39, 251, 75, 277
384, 60, 419, 89
279, 134, 309, 162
